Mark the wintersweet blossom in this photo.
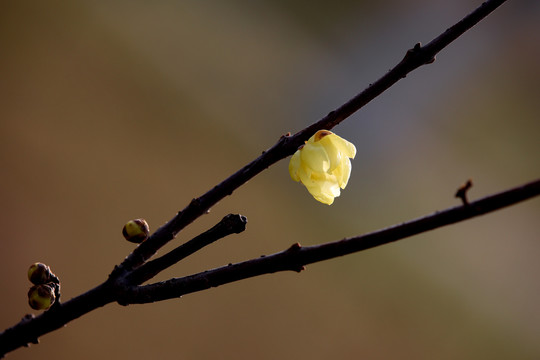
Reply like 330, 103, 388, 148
289, 130, 356, 205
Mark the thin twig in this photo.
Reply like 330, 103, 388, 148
121, 178, 540, 304
455, 179, 474, 205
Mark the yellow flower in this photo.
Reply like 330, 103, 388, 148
289, 130, 356, 205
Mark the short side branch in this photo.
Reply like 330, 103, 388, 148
126, 214, 247, 286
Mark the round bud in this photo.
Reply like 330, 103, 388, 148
28, 284, 56, 310
28, 263, 52, 285
122, 219, 150, 243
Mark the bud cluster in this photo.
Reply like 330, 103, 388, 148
26, 262, 60, 310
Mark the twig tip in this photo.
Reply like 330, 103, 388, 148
455, 179, 473, 205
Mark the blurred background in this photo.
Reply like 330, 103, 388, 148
1, 0, 539, 359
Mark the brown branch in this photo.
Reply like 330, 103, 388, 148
122, 178, 540, 304
0, 282, 115, 358
114, 0, 510, 274
0, 0, 514, 357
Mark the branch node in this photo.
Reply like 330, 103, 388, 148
403, 42, 436, 66
287, 242, 302, 252
455, 179, 473, 205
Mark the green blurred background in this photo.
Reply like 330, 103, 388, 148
1, 0, 539, 359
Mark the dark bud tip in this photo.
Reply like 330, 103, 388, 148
28, 263, 53, 285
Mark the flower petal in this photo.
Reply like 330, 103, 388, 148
288, 150, 301, 182
300, 142, 330, 173
318, 134, 342, 172
304, 179, 339, 205
334, 157, 352, 189
326, 133, 356, 159
298, 170, 340, 205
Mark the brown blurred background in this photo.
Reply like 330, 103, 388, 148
1, 0, 539, 359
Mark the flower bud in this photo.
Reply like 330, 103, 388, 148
28, 284, 56, 310
122, 219, 150, 243
28, 262, 53, 285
